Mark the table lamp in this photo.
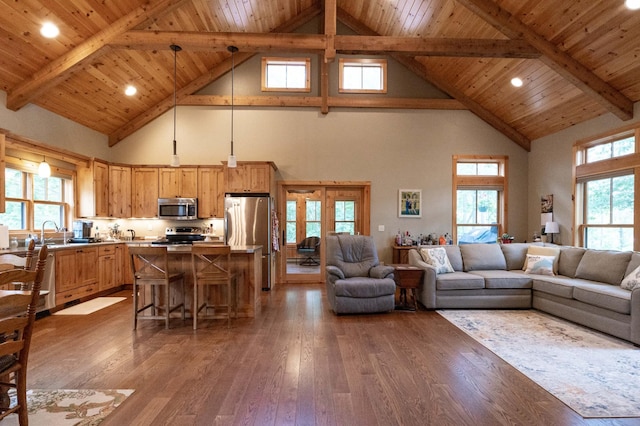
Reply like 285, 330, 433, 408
545, 221, 559, 244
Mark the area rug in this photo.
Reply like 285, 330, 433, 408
3, 389, 134, 425
53, 297, 126, 315
438, 309, 640, 418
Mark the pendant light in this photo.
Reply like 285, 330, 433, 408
170, 44, 182, 167
227, 45, 238, 168
38, 156, 51, 178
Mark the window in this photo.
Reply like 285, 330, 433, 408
334, 200, 355, 234
306, 200, 321, 237
262, 57, 310, 92
286, 200, 297, 244
575, 130, 638, 250
339, 58, 387, 93
453, 156, 508, 244
0, 167, 70, 231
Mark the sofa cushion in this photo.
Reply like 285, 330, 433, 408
469, 270, 532, 289
572, 282, 631, 314
419, 247, 454, 274
500, 243, 530, 270
334, 277, 396, 298
524, 254, 555, 276
435, 272, 485, 290
522, 245, 560, 274
558, 246, 586, 278
532, 276, 579, 299
621, 265, 640, 291
574, 249, 632, 285
442, 245, 463, 272
624, 252, 640, 278
460, 244, 507, 271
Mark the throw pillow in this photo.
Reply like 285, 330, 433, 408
419, 247, 454, 274
524, 254, 555, 276
522, 245, 560, 274
621, 265, 640, 291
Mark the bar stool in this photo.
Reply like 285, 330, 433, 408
130, 246, 185, 329
191, 245, 236, 329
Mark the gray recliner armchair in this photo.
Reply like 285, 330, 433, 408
325, 234, 396, 314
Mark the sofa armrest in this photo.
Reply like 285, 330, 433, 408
370, 265, 394, 279
631, 287, 640, 345
326, 265, 345, 281
408, 249, 437, 309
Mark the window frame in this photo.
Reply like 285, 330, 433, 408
573, 127, 640, 250
452, 155, 508, 244
338, 58, 387, 94
261, 57, 311, 92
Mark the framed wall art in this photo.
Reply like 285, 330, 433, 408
399, 189, 421, 218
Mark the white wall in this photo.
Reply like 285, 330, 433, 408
112, 105, 529, 263
528, 102, 640, 246
0, 91, 109, 159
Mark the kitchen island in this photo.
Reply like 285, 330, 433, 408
131, 244, 263, 319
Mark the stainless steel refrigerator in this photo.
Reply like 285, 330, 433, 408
224, 194, 273, 290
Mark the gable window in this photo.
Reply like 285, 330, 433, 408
339, 58, 387, 93
453, 156, 508, 244
261, 57, 310, 92
574, 130, 638, 251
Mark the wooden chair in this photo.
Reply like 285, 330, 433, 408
0, 240, 36, 290
0, 244, 48, 425
129, 246, 185, 329
191, 245, 236, 329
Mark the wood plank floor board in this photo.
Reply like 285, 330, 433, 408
25, 284, 640, 425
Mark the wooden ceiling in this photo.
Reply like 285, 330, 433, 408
1, 0, 639, 151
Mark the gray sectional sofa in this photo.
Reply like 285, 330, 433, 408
408, 243, 640, 346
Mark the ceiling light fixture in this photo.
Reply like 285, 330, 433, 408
625, 0, 640, 10
227, 45, 239, 168
125, 85, 137, 96
40, 22, 59, 38
170, 44, 182, 167
511, 77, 523, 87
38, 156, 51, 178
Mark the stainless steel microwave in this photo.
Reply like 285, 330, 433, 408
158, 198, 198, 220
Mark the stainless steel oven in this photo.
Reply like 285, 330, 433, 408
157, 198, 198, 220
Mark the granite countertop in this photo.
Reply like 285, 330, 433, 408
0, 240, 262, 254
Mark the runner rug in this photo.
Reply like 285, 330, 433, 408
4, 389, 134, 425
438, 309, 640, 418
53, 297, 126, 315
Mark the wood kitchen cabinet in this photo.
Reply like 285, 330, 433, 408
159, 167, 197, 198
109, 165, 132, 218
98, 245, 117, 291
77, 160, 109, 217
55, 246, 99, 305
197, 166, 224, 218
132, 167, 159, 217
224, 162, 276, 194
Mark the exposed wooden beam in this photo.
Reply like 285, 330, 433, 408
335, 36, 540, 58
337, 7, 530, 151
455, 0, 634, 121
109, 5, 322, 146
324, 0, 337, 63
6, 0, 190, 111
182, 95, 466, 110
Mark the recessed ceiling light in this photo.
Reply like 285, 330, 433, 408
40, 22, 59, 38
625, 0, 640, 10
125, 85, 137, 96
511, 77, 523, 87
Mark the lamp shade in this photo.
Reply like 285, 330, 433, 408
545, 221, 559, 234
38, 159, 51, 178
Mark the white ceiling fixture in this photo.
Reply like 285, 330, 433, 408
38, 156, 51, 178
227, 45, 239, 168
626, 0, 640, 10
40, 22, 59, 38
169, 44, 182, 168
124, 85, 137, 96
511, 77, 523, 87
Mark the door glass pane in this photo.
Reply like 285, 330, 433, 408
286, 200, 297, 244
586, 178, 611, 224
611, 175, 634, 223
306, 200, 321, 237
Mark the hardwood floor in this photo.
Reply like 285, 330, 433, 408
28, 284, 638, 426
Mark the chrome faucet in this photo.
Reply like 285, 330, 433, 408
41, 220, 59, 245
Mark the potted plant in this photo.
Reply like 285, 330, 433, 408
501, 233, 514, 244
